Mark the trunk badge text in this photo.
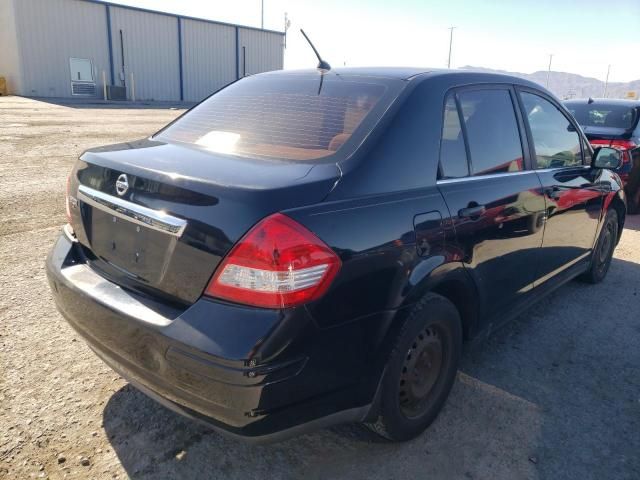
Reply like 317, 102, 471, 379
115, 174, 129, 196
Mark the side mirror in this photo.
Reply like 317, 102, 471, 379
592, 147, 623, 170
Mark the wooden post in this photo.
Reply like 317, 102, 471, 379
102, 70, 107, 101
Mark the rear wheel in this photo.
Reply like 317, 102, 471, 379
366, 293, 462, 441
580, 208, 618, 284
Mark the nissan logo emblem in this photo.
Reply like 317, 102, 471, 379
115, 174, 129, 196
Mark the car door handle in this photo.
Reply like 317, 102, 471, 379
458, 205, 486, 219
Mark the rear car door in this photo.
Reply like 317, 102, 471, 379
437, 85, 546, 321
517, 89, 603, 284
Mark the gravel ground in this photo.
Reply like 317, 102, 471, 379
1, 96, 639, 480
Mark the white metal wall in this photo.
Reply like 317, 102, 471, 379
0, 0, 21, 94
11, 0, 110, 97
238, 28, 284, 77
108, 6, 180, 101
3, 0, 284, 100
181, 19, 236, 102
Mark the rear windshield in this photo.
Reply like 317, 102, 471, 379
566, 103, 638, 130
157, 74, 395, 161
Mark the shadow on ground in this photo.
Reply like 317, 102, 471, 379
27, 96, 195, 110
103, 258, 640, 480
624, 212, 640, 231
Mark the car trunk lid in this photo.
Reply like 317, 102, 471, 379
582, 125, 634, 141
68, 139, 340, 305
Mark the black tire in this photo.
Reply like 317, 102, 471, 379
365, 293, 462, 441
580, 208, 618, 284
627, 188, 639, 215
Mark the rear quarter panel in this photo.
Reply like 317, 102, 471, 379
284, 75, 470, 327
284, 186, 468, 403
285, 188, 459, 328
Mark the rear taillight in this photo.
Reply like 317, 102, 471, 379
205, 213, 341, 308
591, 139, 636, 166
610, 139, 637, 150
65, 174, 72, 223
611, 140, 635, 166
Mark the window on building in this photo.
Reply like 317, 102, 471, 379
69, 58, 93, 82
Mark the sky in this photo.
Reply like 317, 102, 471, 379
104, 0, 640, 83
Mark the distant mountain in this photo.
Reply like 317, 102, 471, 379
459, 66, 639, 100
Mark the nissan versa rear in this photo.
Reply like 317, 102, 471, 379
47, 68, 625, 442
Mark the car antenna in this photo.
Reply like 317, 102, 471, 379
300, 29, 331, 72
588, 97, 594, 104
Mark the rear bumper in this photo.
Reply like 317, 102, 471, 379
46, 229, 376, 442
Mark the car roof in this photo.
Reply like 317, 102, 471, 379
262, 67, 431, 80
564, 98, 640, 107
260, 67, 546, 89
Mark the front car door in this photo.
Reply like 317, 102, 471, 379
437, 85, 546, 322
516, 88, 603, 286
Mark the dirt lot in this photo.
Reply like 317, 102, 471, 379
1, 96, 639, 480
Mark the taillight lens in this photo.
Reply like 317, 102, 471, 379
611, 140, 635, 166
591, 139, 636, 165
610, 139, 636, 150
65, 174, 72, 223
205, 213, 341, 308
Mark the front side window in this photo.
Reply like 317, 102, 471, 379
458, 89, 524, 176
439, 95, 469, 178
521, 92, 582, 169
157, 74, 395, 162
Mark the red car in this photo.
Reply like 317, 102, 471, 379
565, 98, 640, 213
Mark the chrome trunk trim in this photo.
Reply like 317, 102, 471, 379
77, 185, 187, 238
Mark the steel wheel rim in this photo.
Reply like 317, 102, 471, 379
399, 326, 444, 418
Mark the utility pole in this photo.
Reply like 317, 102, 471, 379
284, 12, 290, 48
546, 54, 553, 88
261, 0, 264, 29
603, 64, 611, 98
447, 27, 456, 69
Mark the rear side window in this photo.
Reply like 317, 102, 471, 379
521, 92, 582, 169
458, 90, 524, 176
439, 96, 469, 178
156, 74, 390, 161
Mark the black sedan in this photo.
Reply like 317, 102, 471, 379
47, 68, 626, 442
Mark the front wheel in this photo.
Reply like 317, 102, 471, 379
580, 208, 618, 284
626, 187, 639, 215
366, 293, 462, 441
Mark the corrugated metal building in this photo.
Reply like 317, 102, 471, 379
0, 0, 284, 101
